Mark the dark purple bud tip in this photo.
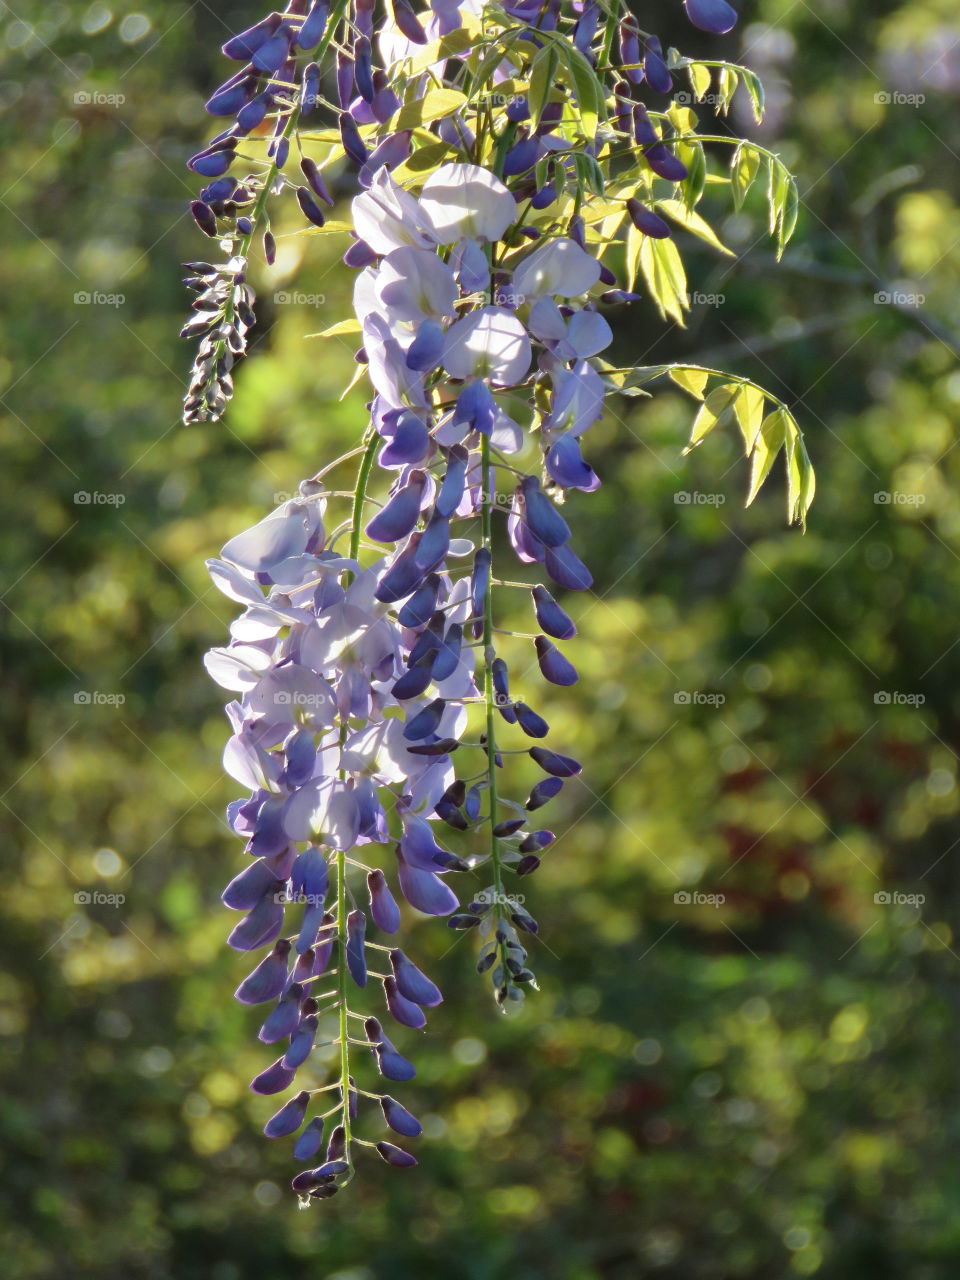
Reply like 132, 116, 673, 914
493, 818, 525, 837
510, 908, 539, 934
250, 1057, 297, 1095
516, 854, 541, 876
235, 940, 291, 1005
190, 200, 218, 237
448, 913, 482, 929
382, 1095, 423, 1138
291, 1160, 350, 1192
535, 635, 579, 686
684, 0, 738, 35
527, 776, 564, 810
520, 829, 554, 852
376, 1141, 418, 1167
296, 186, 327, 227
346, 910, 368, 988
390, 949, 443, 1006
515, 702, 549, 738
391, 0, 427, 43
530, 747, 582, 778
264, 1090, 309, 1138
368, 868, 401, 934
626, 198, 672, 239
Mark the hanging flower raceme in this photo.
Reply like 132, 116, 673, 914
186, 0, 814, 1204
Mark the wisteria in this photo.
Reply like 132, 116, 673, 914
183, 0, 815, 1203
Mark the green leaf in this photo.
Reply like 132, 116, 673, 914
309, 318, 362, 339
639, 236, 689, 325
685, 382, 739, 451
717, 65, 739, 114
731, 143, 761, 211
390, 89, 467, 132
746, 408, 788, 506
741, 68, 766, 124
688, 62, 712, 99
669, 366, 710, 400
528, 44, 559, 124
732, 382, 765, 453
655, 198, 734, 256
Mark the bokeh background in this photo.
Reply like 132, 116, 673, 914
3, 1, 960, 1276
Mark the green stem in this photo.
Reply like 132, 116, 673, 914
480, 434, 512, 1001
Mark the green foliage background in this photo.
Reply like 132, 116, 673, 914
2, 1, 960, 1276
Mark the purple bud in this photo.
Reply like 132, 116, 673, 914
644, 145, 688, 183
530, 746, 582, 777
366, 475, 424, 543
222, 858, 278, 911
491, 657, 515, 722
346, 910, 367, 988
235, 939, 291, 1004
236, 92, 270, 132
619, 16, 642, 83
684, 0, 738, 35
520, 829, 554, 852
381, 1095, 423, 1137
263, 230, 276, 265
301, 62, 321, 114
326, 1123, 347, 1162
397, 573, 441, 628
514, 701, 549, 738
378, 538, 428, 606
448, 913, 482, 929
471, 547, 491, 619
355, 35, 375, 100
367, 869, 401, 933
222, 14, 281, 60
206, 76, 254, 117
535, 635, 579, 686
380, 411, 431, 468
403, 698, 446, 741
626, 198, 672, 238
503, 136, 541, 176
300, 156, 334, 204
340, 112, 369, 164
506, 95, 530, 122
454, 380, 497, 435
293, 1116, 325, 1161
291, 1161, 349, 1192
264, 1090, 310, 1137
390, 949, 442, 1006
250, 1056, 297, 1095
531, 585, 576, 639
252, 29, 292, 73
377, 1045, 417, 1082
545, 542, 593, 591
406, 318, 445, 372
392, 655, 434, 701
283, 1013, 318, 1068
296, 186, 326, 227
391, 0, 427, 43
297, 0, 329, 49
384, 976, 427, 1029
436, 446, 468, 518
520, 475, 570, 548
493, 818, 525, 837
188, 149, 234, 179
258, 985, 303, 1043
227, 889, 285, 951
643, 35, 672, 94
376, 1140, 418, 1167
517, 854, 541, 876
527, 777, 564, 810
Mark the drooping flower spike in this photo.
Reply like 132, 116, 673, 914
184, 0, 813, 1203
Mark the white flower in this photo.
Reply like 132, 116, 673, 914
442, 306, 532, 385
419, 163, 516, 244
512, 237, 601, 300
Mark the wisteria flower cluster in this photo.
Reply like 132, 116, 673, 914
183, 0, 814, 1203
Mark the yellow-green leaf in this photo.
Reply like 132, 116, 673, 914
688, 62, 712, 98
309, 318, 362, 339
389, 89, 467, 132
746, 408, 789, 506
655, 198, 734, 256
685, 382, 739, 451
733, 382, 765, 453
669, 366, 710, 400
639, 236, 689, 325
